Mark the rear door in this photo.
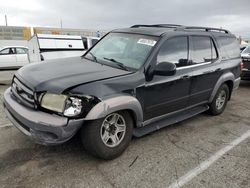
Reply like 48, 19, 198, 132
0, 47, 17, 69
188, 36, 222, 106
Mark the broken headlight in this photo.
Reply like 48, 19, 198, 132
63, 97, 83, 117
40, 93, 99, 118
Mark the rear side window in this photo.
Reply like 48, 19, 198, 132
217, 37, 240, 59
16, 48, 28, 54
157, 36, 188, 67
191, 36, 217, 64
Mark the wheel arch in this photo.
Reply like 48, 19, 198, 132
84, 95, 143, 127
209, 72, 235, 103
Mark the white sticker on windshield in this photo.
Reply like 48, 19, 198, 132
137, 39, 157, 46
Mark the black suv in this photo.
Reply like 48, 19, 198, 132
3, 24, 241, 159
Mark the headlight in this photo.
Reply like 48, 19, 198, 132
64, 97, 82, 117
41, 93, 83, 117
41, 93, 67, 113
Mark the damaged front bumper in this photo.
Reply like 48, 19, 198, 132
3, 88, 83, 145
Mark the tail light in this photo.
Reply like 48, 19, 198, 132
240, 61, 244, 72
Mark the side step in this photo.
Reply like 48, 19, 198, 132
133, 105, 209, 137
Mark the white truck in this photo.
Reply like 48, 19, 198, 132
28, 34, 99, 63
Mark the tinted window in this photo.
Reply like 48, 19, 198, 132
191, 36, 216, 64
218, 37, 240, 59
157, 37, 188, 67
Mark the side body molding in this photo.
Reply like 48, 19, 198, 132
84, 95, 144, 127
208, 72, 235, 103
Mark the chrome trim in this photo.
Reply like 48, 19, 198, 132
176, 61, 211, 70
13, 77, 33, 95
144, 62, 212, 87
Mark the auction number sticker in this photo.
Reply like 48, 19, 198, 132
137, 39, 157, 46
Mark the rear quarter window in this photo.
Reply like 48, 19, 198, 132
217, 37, 240, 59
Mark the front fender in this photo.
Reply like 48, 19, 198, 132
84, 95, 143, 127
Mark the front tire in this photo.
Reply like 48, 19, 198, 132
81, 111, 133, 160
208, 84, 229, 115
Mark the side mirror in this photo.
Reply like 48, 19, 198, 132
154, 62, 176, 76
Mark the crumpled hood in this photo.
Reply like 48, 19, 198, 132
16, 57, 130, 93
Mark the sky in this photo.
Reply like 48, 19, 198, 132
0, 0, 250, 38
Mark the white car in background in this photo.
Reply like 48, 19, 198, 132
241, 46, 250, 60
0, 46, 29, 70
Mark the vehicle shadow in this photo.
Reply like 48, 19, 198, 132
240, 80, 250, 87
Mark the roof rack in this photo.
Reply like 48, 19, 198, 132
130, 24, 230, 34
177, 26, 231, 34
130, 24, 183, 29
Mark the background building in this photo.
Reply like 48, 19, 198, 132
0, 26, 107, 47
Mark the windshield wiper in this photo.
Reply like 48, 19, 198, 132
103, 57, 129, 71
89, 52, 98, 63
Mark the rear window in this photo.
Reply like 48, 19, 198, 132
217, 37, 240, 59
191, 36, 217, 64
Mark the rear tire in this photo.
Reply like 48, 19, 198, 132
81, 111, 133, 160
208, 84, 229, 115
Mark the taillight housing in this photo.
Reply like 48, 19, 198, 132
240, 61, 244, 72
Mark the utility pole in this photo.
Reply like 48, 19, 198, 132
5, 15, 8, 26
60, 19, 62, 29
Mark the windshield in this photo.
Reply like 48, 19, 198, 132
85, 33, 158, 70
242, 46, 250, 54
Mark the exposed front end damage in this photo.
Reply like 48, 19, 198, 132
3, 88, 83, 145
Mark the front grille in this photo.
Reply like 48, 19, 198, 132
11, 77, 35, 108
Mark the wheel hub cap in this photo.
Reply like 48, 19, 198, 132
216, 90, 226, 110
100, 113, 126, 147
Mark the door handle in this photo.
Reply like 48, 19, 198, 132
181, 75, 191, 80
203, 70, 214, 74
203, 68, 221, 74
215, 68, 222, 72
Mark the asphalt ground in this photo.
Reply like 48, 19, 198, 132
0, 77, 249, 188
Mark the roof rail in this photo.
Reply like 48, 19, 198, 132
177, 26, 231, 34
130, 24, 183, 29
130, 24, 231, 34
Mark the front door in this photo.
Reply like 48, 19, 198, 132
138, 36, 192, 121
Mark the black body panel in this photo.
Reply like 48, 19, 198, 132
6, 25, 242, 135
16, 57, 131, 93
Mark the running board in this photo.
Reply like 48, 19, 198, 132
133, 105, 209, 137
